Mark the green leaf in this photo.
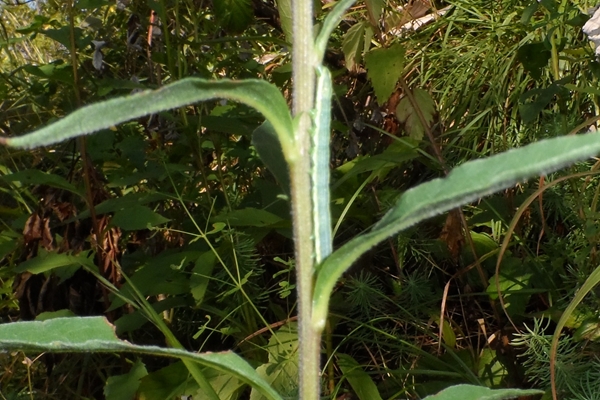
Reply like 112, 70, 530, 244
0, 78, 295, 164
312, 133, 600, 329
253, 122, 291, 194
477, 349, 508, 388
315, 0, 356, 62
250, 322, 299, 400
517, 42, 551, 80
42, 27, 90, 50
78, 192, 169, 219
110, 205, 170, 230
275, 0, 293, 43
214, 0, 254, 33
114, 297, 188, 334
75, 0, 110, 9
109, 250, 197, 310
422, 384, 542, 399
0, 317, 283, 400
15, 250, 96, 274
213, 208, 283, 227
0, 231, 19, 261
519, 84, 563, 124
365, 43, 406, 103
191, 251, 218, 306
396, 87, 436, 141
337, 353, 383, 400
342, 21, 367, 72
2, 169, 83, 197
138, 361, 189, 400
486, 258, 531, 318
104, 360, 148, 400
365, 0, 384, 26
35, 310, 76, 321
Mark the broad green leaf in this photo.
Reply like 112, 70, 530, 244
275, 0, 293, 43
519, 84, 563, 124
342, 21, 367, 72
138, 361, 188, 400
15, 250, 96, 274
0, 78, 295, 164
478, 349, 508, 388
35, 309, 76, 321
138, 361, 244, 400
486, 258, 531, 318
213, 208, 283, 227
109, 250, 197, 310
312, 133, 600, 329
23, 63, 74, 84
0, 317, 283, 400
252, 122, 290, 194
2, 169, 83, 197
214, 0, 253, 33
337, 353, 383, 400
517, 42, 551, 80
191, 251, 217, 306
77, 192, 169, 219
365, 0, 384, 26
104, 360, 148, 400
42, 27, 90, 50
250, 322, 299, 400
114, 296, 188, 334
422, 384, 542, 399
111, 205, 170, 230
396, 87, 436, 141
365, 43, 405, 103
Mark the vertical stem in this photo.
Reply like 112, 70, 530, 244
291, 0, 319, 399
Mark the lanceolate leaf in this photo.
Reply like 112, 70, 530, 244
364, 0, 384, 27
342, 21, 367, 72
422, 384, 542, 400
312, 133, 600, 329
315, 0, 356, 62
2, 169, 83, 197
337, 353, 383, 400
275, 0, 293, 43
0, 317, 283, 400
0, 78, 295, 163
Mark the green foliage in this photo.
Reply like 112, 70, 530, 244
0, 317, 283, 400
1, 0, 600, 399
365, 43, 406, 103
422, 384, 542, 400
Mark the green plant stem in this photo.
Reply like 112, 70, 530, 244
292, 0, 319, 398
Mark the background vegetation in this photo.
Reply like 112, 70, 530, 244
0, 0, 600, 398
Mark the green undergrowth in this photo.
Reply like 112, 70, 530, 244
0, 0, 599, 399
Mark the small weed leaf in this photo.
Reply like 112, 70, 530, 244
396, 87, 436, 141
365, 43, 406, 103
342, 21, 367, 72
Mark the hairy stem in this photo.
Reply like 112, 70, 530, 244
292, 0, 319, 398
